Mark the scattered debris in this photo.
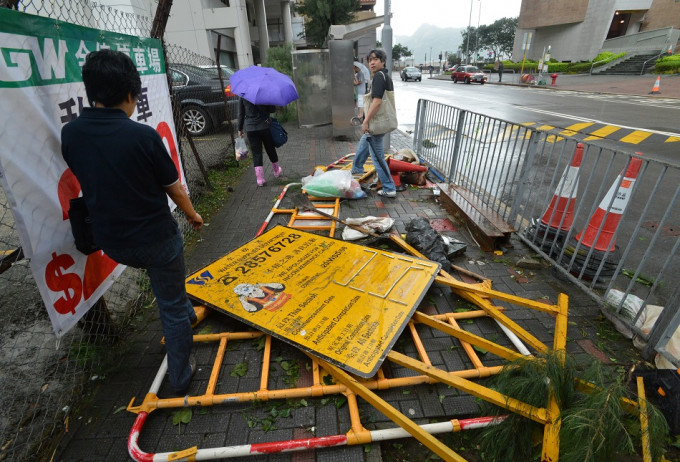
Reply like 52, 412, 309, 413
405, 217, 451, 272
515, 256, 543, 269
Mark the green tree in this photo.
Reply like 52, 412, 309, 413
459, 26, 476, 63
392, 43, 412, 61
265, 44, 293, 77
295, 0, 361, 48
460, 17, 517, 63
264, 44, 296, 122
484, 17, 517, 60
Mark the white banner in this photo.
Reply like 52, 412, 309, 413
0, 9, 186, 337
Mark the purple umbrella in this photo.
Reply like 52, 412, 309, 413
230, 65, 299, 106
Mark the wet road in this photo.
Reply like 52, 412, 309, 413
393, 74, 680, 163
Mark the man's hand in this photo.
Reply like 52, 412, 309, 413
187, 212, 203, 230
164, 181, 203, 231
362, 119, 369, 133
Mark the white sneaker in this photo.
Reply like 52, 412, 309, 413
377, 189, 396, 198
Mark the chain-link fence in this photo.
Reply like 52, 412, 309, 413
0, 2, 236, 460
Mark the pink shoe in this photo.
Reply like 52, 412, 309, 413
255, 166, 265, 186
272, 162, 282, 178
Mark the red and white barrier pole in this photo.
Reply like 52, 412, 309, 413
255, 183, 300, 236
128, 413, 505, 461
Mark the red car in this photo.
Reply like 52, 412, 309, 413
451, 65, 488, 84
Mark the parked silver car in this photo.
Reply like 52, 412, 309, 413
400, 66, 422, 82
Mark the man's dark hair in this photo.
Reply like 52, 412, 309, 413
367, 49, 387, 64
82, 49, 142, 107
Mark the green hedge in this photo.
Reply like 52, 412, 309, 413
472, 51, 679, 76
501, 51, 627, 76
547, 63, 569, 72
592, 51, 625, 64
655, 54, 680, 73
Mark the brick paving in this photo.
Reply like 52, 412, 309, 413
56, 104, 646, 461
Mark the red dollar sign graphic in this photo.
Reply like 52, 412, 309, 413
44, 252, 82, 315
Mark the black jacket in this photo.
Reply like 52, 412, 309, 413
238, 98, 275, 132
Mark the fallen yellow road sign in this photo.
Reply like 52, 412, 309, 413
185, 226, 440, 377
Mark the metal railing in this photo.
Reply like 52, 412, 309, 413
641, 50, 666, 75
413, 99, 680, 366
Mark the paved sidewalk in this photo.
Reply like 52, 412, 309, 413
56, 120, 643, 461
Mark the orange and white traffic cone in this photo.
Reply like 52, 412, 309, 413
650, 76, 661, 95
560, 155, 642, 281
539, 143, 585, 237
574, 156, 642, 252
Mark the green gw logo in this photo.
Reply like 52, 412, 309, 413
0, 33, 67, 85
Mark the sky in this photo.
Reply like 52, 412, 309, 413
374, 0, 523, 36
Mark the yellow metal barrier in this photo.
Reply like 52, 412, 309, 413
127, 189, 592, 460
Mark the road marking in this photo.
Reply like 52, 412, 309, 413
666, 137, 680, 143
518, 106, 679, 138
584, 125, 621, 140
516, 87, 680, 109
619, 130, 653, 144
560, 122, 595, 137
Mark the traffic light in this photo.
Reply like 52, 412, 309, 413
438, 53, 442, 60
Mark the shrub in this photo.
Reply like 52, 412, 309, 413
655, 54, 680, 73
548, 63, 569, 72
568, 61, 595, 73
507, 61, 537, 72
265, 44, 293, 77
593, 51, 616, 63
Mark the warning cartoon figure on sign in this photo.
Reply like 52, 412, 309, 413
233, 282, 291, 313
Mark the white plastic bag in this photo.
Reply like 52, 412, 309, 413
235, 137, 249, 161
341, 216, 394, 241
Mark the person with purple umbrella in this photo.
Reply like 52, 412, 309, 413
237, 99, 281, 187
231, 65, 298, 187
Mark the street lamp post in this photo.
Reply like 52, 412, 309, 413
382, 0, 392, 150
475, 0, 481, 65
465, 0, 472, 64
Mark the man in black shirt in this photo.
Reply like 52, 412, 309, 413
61, 49, 203, 395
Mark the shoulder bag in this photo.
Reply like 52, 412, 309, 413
269, 117, 288, 148
363, 71, 398, 135
257, 106, 288, 148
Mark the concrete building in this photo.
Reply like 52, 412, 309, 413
94, 0, 379, 69
513, 0, 680, 62
354, 0, 379, 62
161, 0, 303, 69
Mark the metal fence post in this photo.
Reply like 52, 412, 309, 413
643, 283, 680, 363
446, 109, 466, 184
413, 99, 427, 158
507, 129, 538, 228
